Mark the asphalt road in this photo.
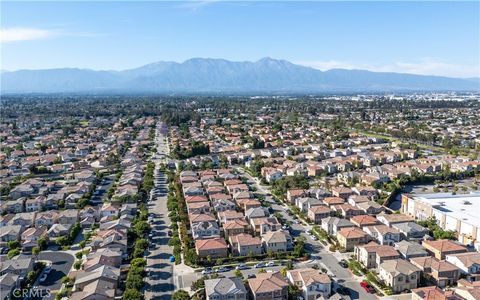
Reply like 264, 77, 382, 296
144, 124, 174, 300
90, 174, 115, 206
33, 251, 74, 300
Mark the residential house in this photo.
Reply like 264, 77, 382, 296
0, 257, 34, 277
411, 256, 461, 288
287, 189, 307, 204
392, 222, 430, 241
286, 268, 332, 300
261, 230, 293, 252
205, 277, 247, 300
446, 252, 480, 277
323, 197, 345, 207
296, 197, 323, 213
350, 215, 380, 228
248, 271, 288, 300
245, 207, 269, 222
321, 217, 354, 236
363, 225, 401, 246
356, 201, 385, 215
377, 214, 414, 227
195, 238, 229, 259
187, 202, 211, 215
223, 219, 250, 238
0, 225, 22, 246
58, 209, 79, 225
422, 239, 468, 260
331, 187, 354, 200
251, 217, 281, 235
411, 286, 463, 300
337, 227, 370, 251
307, 206, 333, 224
333, 204, 364, 219
378, 259, 421, 293
395, 241, 430, 260
229, 233, 263, 256
354, 242, 400, 269
191, 221, 221, 240
73, 265, 120, 291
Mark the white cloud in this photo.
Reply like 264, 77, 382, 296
0, 27, 58, 43
296, 58, 480, 78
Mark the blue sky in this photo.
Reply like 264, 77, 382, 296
1, 1, 479, 77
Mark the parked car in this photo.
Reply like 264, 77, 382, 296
202, 268, 213, 275
216, 266, 230, 273
266, 261, 275, 267
236, 264, 248, 270
339, 259, 348, 268
254, 262, 265, 268
247, 274, 256, 279
43, 266, 51, 274
360, 281, 375, 293
39, 274, 48, 283
168, 230, 173, 236
169, 255, 175, 263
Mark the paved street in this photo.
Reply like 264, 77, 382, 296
34, 251, 75, 300
90, 174, 114, 206
144, 123, 174, 300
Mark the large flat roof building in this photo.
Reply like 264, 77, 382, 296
401, 192, 480, 248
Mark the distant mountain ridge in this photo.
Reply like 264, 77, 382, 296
2, 57, 479, 93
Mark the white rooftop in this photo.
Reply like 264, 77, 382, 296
412, 192, 480, 228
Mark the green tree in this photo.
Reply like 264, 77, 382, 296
123, 289, 144, 300
234, 269, 244, 279
172, 290, 190, 300
32, 246, 40, 261
73, 260, 82, 270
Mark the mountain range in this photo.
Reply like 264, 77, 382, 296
2, 57, 479, 93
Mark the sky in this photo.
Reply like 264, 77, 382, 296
1, 1, 479, 78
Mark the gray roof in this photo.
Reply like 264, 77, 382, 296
328, 217, 354, 228
0, 225, 22, 238
75, 265, 120, 285
245, 207, 268, 218
392, 222, 429, 234
395, 240, 429, 257
205, 277, 247, 296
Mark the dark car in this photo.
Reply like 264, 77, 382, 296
339, 259, 348, 268
168, 230, 173, 236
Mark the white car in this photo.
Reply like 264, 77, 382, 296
266, 261, 275, 267
236, 264, 248, 270
202, 268, 213, 275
